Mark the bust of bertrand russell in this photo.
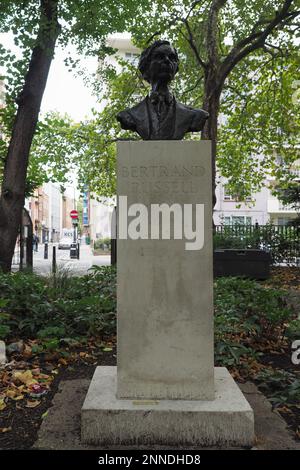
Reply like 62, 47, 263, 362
116, 40, 209, 140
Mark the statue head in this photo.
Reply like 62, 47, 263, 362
138, 40, 179, 85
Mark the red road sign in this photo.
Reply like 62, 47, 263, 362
70, 210, 78, 219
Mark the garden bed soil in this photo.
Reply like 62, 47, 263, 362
0, 345, 116, 450
266, 266, 300, 290
1, 344, 299, 449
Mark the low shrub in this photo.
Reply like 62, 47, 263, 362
93, 238, 111, 251
214, 277, 295, 367
0, 269, 295, 372
0, 266, 116, 340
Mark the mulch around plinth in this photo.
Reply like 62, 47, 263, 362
0, 346, 116, 450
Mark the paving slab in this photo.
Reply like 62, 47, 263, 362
34, 375, 300, 450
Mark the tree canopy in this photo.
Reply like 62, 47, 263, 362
0, 0, 299, 271
61, 0, 299, 199
0, 0, 150, 271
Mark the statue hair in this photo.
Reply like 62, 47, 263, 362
138, 40, 179, 82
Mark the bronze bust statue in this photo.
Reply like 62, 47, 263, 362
116, 40, 209, 140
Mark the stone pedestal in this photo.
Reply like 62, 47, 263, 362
81, 141, 254, 446
117, 141, 214, 400
81, 366, 254, 447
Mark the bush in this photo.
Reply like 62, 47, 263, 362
0, 266, 117, 341
214, 277, 294, 367
214, 224, 300, 265
215, 277, 292, 338
0, 268, 296, 375
94, 238, 111, 251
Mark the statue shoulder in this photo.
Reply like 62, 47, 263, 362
116, 98, 148, 131
176, 102, 209, 131
116, 109, 136, 131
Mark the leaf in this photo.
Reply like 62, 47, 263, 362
0, 427, 11, 433
11, 394, 24, 401
23, 344, 32, 358
41, 410, 49, 419
12, 394, 24, 401
103, 347, 113, 352
13, 370, 38, 386
25, 400, 41, 408
6, 389, 18, 399
0, 398, 6, 411
58, 358, 68, 366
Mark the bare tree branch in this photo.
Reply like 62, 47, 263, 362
185, 0, 208, 20
181, 75, 205, 96
181, 18, 207, 69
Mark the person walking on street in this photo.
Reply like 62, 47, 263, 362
33, 234, 39, 252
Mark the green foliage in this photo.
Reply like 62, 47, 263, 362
0, 323, 11, 340
94, 238, 111, 251
1, 1, 298, 198
0, 0, 151, 193
83, 0, 300, 198
275, 181, 300, 227
214, 277, 294, 366
285, 318, 300, 341
255, 369, 300, 407
214, 224, 300, 265
0, 266, 116, 340
219, 51, 300, 198
1, 266, 298, 406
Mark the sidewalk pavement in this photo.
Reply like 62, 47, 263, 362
31, 243, 111, 276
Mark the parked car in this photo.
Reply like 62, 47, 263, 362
58, 237, 72, 250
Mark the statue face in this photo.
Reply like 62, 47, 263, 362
147, 44, 178, 84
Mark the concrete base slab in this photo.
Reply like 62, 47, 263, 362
81, 366, 254, 447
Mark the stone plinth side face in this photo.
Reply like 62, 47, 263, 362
81, 367, 255, 447
117, 141, 214, 400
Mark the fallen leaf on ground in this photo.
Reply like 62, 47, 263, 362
11, 394, 24, 401
0, 398, 6, 411
25, 400, 41, 408
13, 370, 37, 386
58, 358, 68, 366
276, 406, 293, 414
6, 388, 19, 399
0, 427, 11, 433
23, 344, 32, 358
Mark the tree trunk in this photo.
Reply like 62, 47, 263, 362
0, 0, 60, 272
202, 71, 221, 224
201, 0, 225, 228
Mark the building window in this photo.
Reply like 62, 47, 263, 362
278, 217, 292, 226
125, 52, 139, 65
224, 216, 252, 226
223, 185, 252, 202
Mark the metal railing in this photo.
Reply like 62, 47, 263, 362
215, 224, 300, 266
